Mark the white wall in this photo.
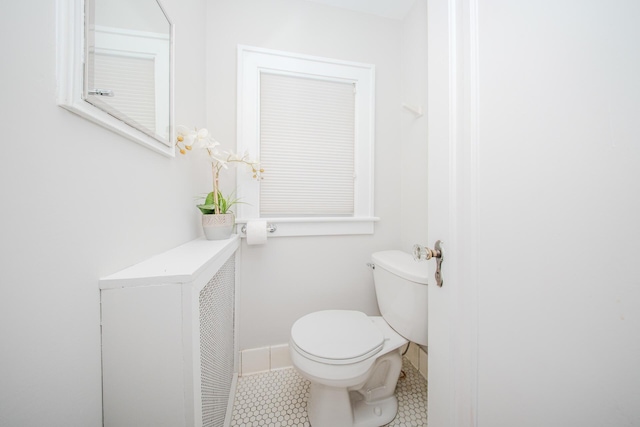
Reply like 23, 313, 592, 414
0, 0, 208, 425
206, 0, 405, 350
474, 1, 640, 425
400, 0, 428, 251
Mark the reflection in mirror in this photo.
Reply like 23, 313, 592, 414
84, 0, 172, 144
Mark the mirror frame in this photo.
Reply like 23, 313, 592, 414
56, 0, 175, 157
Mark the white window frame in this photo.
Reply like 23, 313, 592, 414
237, 45, 378, 237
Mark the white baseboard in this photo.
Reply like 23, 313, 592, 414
270, 343, 293, 370
240, 342, 427, 379
406, 342, 428, 379
240, 343, 292, 376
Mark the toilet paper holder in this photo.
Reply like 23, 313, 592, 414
240, 223, 277, 234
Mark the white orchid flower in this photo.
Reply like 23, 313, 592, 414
176, 125, 197, 154
210, 155, 228, 168
196, 128, 209, 139
223, 151, 241, 161
206, 146, 229, 168
175, 124, 263, 215
193, 128, 212, 148
176, 125, 191, 137
201, 139, 220, 150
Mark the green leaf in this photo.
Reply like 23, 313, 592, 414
196, 190, 247, 215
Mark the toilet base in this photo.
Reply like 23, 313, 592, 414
305, 349, 403, 427
307, 383, 398, 427
350, 392, 398, 427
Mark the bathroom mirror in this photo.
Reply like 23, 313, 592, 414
57, 0, 175, 156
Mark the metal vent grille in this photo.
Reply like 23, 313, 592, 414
199, 256, 235, 427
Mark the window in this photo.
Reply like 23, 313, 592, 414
237, 46, 377, 236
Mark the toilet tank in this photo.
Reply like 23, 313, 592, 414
372, 250, 429, 346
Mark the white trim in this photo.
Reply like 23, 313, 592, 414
236, 45, 375, 235
464, 0, 480, 423
239, 344, 293, 376
237, 217, 379, 237
56, 0, 175, 157
94, 25, 171, 41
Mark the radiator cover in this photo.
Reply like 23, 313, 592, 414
200, 256, 235, 427
100, 237, 240, 427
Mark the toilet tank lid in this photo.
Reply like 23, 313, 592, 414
372, 250, 429, 284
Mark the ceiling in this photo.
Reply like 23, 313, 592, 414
302, 0, 418, 20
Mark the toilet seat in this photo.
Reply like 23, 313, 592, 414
291, 310, 384, 365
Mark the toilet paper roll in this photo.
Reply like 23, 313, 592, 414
246, 220, 268, 245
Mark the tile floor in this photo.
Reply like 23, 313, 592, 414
230, 357, 427, 427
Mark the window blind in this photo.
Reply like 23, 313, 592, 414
91, 53, 156, 135
259, 72, 356, 216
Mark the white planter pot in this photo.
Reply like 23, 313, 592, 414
202, 213, 235, 240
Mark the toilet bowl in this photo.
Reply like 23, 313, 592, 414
290, 250, 429, 427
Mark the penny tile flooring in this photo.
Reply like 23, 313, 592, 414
230, 357, 427, 427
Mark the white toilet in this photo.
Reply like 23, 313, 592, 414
289, 250, 428, 427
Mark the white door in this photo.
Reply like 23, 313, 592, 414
426, 0, 478, 425
427, 0, 640, 426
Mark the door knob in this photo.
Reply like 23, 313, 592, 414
412, 240, 444, 287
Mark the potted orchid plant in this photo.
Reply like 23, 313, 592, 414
176, 125, 263, 240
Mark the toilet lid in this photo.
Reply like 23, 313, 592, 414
291, 310, 384, 365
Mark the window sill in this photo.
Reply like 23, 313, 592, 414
236, 217, 379, 237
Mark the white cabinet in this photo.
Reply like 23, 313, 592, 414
99, 237, 240, 427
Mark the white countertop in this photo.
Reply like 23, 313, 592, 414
99, 236, 240, 289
